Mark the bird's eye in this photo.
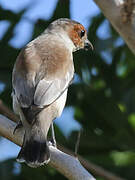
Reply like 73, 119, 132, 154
80, 30, 85, 38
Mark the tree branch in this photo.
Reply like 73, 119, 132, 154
93, 0, 135, 55
59, 145, 126, 180
0, 100, 126, 180
0, 114, 95, 180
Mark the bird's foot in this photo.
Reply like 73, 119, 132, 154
13, 121, 23, 134
50, 137, 57, 148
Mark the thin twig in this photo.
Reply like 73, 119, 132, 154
75, 130, 81, 157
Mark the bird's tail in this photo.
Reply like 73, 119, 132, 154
16, 130, 50, 168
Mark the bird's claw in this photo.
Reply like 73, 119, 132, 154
13, 121, 23, 134
50, 138, 57, 148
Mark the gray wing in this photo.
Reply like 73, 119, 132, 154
13, 69, 74, 108
12, 71, 73, 125
34, 71, 73, 107
12, 74, 35, 108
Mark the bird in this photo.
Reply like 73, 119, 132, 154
12, 18, 93, 168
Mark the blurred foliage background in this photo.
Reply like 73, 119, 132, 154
0, 0, 135, 180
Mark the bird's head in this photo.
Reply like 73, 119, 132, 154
46, 18, 93, 52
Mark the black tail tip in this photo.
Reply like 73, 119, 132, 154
16, 156, 50, 168
17, 140, 50, 168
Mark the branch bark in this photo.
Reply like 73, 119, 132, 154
0, 114, 95, 180
0, 100, 126, 180
93, 0, 135, 55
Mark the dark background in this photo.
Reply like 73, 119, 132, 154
0, 0, 135, 179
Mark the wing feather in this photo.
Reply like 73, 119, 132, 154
34, 70, 73, 107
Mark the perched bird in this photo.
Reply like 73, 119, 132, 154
12, 18, 93, 168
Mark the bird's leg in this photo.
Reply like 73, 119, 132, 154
50, 122, 57, 148
13, 120, 23, 134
